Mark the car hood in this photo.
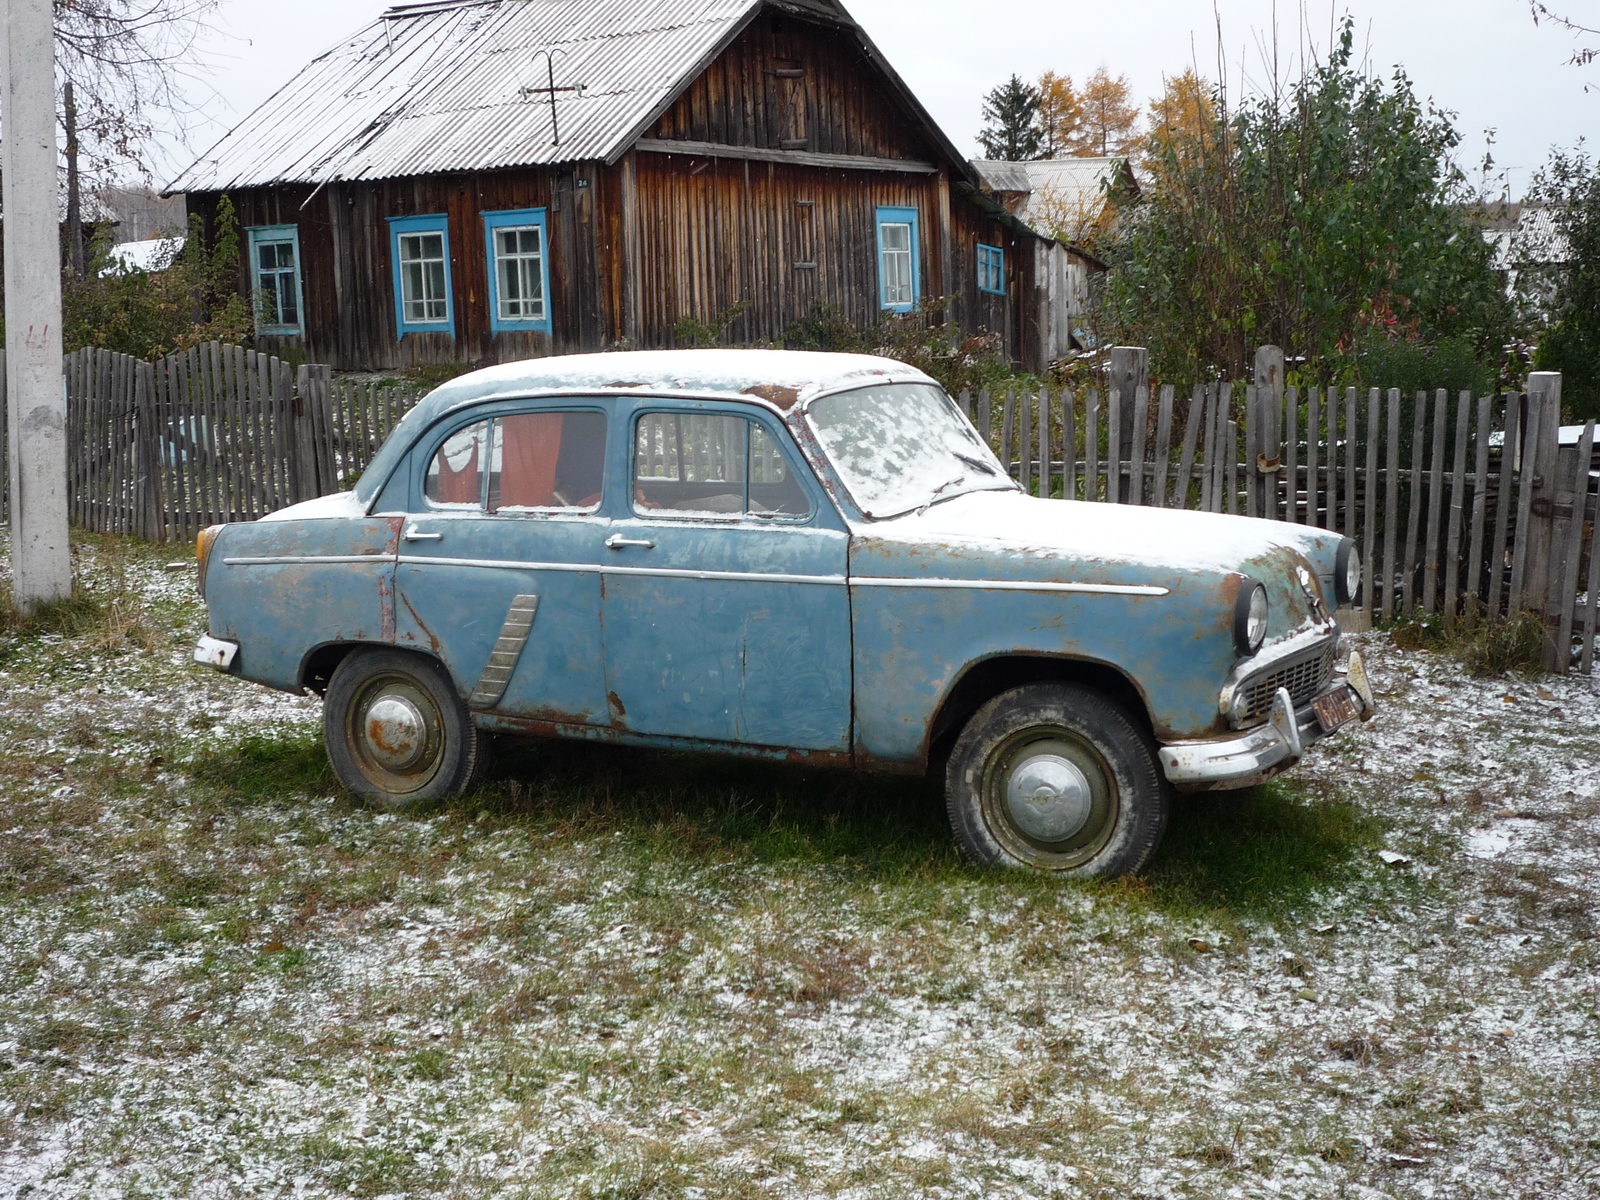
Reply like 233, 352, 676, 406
850, 490, 1347, 640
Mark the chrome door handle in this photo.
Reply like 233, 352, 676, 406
403, 524, 443, 542
605, 534, 655, 550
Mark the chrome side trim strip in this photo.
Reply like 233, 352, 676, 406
848, 577, 1169, 597
395, 554, 845, 586
224, 555, 395, 566
229, 552, 1163, 596
467, 594, 539, 711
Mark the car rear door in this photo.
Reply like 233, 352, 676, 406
599, 401, 852, 753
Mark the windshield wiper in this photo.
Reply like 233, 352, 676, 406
917, 474, 967, 515
953, 450, 1000, 476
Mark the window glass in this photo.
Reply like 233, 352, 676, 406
255, 240, 300, 326
494, 226, 546, 322
880, 221, 913, 307
489, 411, 606, 511
399, 232, 449, 324
424, 420, 490, 508
633, 413, 810, 519
977, 243, 1005, 295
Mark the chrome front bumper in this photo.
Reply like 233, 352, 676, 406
1159, 651, 1375, 790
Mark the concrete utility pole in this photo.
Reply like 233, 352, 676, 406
3, 0, 71, 611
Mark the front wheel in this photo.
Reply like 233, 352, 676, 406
945, 683, 1168, 878
324, 648, 488, 810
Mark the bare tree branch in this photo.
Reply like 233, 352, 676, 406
1528, 2, 1600, 68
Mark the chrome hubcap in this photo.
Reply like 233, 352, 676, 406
363, 695, 427, 771
1005, 752, 1093, 842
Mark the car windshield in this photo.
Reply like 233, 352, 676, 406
805, 382, 1016, 518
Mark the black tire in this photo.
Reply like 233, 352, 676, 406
323, 648, 488, 810
945, 683, 1168, 878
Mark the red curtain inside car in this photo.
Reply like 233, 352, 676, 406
497, 412, 564, 508
434, 440, 481, 504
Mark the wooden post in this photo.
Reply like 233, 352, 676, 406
1381, 390, 1402, 618
134, 362, 162, 541
1554, 420, 1596, 672
1037, 386, 1050, 498
1062, 389, 1076, 501
1285, 386, 1299, 522
1108, 346, 1147, 502
1129, 382, 1149, 505
978, 388, 992, 448
1422, 389, 1449, 613
1244, 384, 1258, 518
1254, 346, 1285, 519
298, 363, 334, 497
1488, 394, 1521, 618
1018, 388, 1032, 494
1152, 385, 1174, 508
1085, 389, 1100, 502
1443, 392, 1471, 621
1001, 387, 1016, 478
1465, 394, 1493, 622
1401, 392, 1428, 616
1106, 387, 1122, 505
1175, 385, 1203, 511
1362, 389, 1379, 621
1583, 467, 1600, 675
1525, 373, 1566, 668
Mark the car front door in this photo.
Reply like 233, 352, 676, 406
394, 402, 612, 726
600, 402, 852, 753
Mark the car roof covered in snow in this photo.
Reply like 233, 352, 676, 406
354, 348, 936, 503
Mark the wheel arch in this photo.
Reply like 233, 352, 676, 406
299, 640, 447, 695
925, 653, 1156, 776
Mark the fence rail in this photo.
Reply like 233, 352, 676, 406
2, 343, 1594, 674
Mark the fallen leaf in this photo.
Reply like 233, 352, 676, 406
262, 941, 285, 953
1536, 686, 1555, 700
1377, 850, 1412, 868
1187, 938, 1213, 952
1464, 915, 1481, 925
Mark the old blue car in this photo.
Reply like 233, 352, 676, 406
194, 349, 1373, 878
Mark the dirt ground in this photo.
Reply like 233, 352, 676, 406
0, 534, 1596, 1199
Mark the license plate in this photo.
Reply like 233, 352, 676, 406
1312, 685, 1358, 734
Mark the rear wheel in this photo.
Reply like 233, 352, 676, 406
945, 683, 1167, 878
324, 648, 487, 810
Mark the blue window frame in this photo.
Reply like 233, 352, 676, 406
876, 206, 921, 313
246, 225, 304, 335
387, 213, 455, 338
482, 208, 553, 335
977, 243, 1006, 295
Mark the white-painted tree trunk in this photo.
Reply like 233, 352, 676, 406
3, 0, 71, 610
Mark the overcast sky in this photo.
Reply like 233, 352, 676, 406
160, 0, 1596, 197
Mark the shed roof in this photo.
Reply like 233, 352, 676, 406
971, 156, 1138, 229
168, 0, 968, 194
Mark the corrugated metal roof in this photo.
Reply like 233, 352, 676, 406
168, 0, 766, 192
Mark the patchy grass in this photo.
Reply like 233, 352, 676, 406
1, 532, 1597, 1199
1390, 604, 1548, 677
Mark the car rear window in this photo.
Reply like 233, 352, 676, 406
423, 410, 606, 511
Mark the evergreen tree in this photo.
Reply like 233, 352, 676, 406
978, 75, 1042, 161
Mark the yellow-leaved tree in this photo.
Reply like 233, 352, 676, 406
1071, 67, 1141, 157
1035, 71, 1083, 157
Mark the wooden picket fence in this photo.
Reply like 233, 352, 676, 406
957, 347, 1598, 674
0, 345, 424, 543
1, 342, 1594, 673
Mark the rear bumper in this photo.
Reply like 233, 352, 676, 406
1158, 651, 1375, 790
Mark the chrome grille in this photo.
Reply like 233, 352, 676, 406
1238, 644, 1337, 723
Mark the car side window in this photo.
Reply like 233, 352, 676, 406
490, 411, 606, 512
633, 412, 811, 519
423, 411, 607, 512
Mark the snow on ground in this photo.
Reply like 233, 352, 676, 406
0, 533, 1596, 1198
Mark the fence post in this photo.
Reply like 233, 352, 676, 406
133, 361, 162, 541
297, 363, 334, 497
1525, 372, 1564, 669
1108, 346, 1147, 502
1253, 346, 1284, 519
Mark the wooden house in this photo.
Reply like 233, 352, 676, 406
169, 0, 1087, 373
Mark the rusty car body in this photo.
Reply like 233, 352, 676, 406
194, 349, 1373, 876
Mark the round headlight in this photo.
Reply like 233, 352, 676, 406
1234, 580, 1269, 656
1336, 539, 1361, 607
